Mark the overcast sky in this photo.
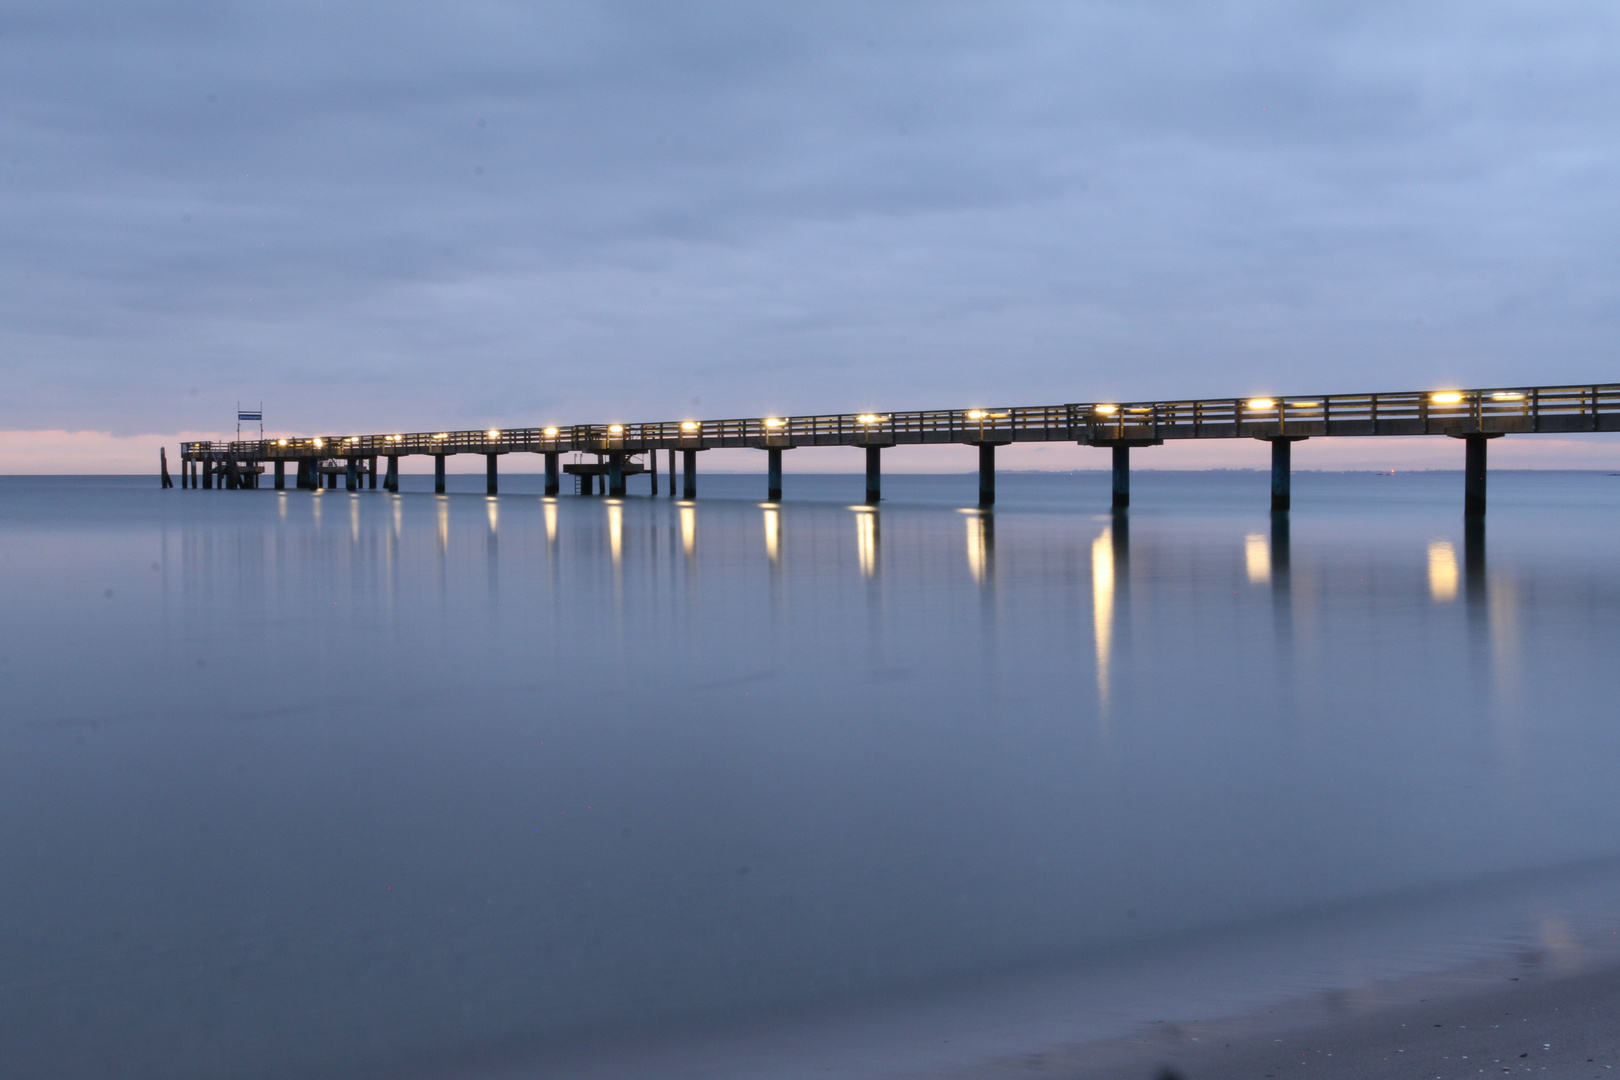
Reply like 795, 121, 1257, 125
3, 0, 1618, 463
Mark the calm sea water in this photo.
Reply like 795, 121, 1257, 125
3, 470, 1620, 1078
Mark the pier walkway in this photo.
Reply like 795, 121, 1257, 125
176, 382, 1620, 513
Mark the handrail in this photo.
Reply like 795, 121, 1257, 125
179, 382, 1620, 457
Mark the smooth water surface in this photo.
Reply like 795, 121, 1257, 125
3, 471, 1620, 1078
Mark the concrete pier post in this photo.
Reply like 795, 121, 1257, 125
368, 456, 377, 489
485, 453, 498, 496
1271, 439, 1292, 512
865, 445, 882, 505
544, 452, 560, 496
682, 449, 697, 499
1464, 434, 1488, 516
1112, 445, 1130, 509
274, 460, 285, 490
345, 458, 359, 491
608, 453, 626, 497
434, 454, 446, 494
978, 444, 996, 506
767, 448, 783, 502
384, 455, 398, 492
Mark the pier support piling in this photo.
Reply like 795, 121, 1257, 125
384, 455, 398, 492
865, 445, 883, 505
1263, 436, 1307, 512
345, 458, 359, 491
682, 449, 698, 499
1272, 440, 1290, 511
274, 460, 285, 490
368, 456, 377, 489
668, 449, 678, 497
767, 447, 783, 502
976, 443, 1003, 506
608, 453, 625, 497
1464, 434, 1489, 516
1112, 446, 1130, 508
486, 454, 498, 496
544, 452, 560, 496
434, 454, 446, 494
203, 461, 214, 489
160, 447, 173, 488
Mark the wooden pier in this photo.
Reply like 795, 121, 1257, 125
176, 382, 1620, 513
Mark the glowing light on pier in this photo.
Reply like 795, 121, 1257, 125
680, 421, 699, 432
1431, 392, 1464, 405
764, 417, 784, 428
1093, 404, 1118, 415
543, 427, 559, 437
1247, 399, 1276, 411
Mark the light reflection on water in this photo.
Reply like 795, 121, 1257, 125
2, 471, 1620, 1079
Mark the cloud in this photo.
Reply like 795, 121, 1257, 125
1, 0, 1617, 465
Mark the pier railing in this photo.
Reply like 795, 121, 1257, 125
180, 382, 1620, 461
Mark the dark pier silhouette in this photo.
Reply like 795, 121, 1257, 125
175, 382, 1619, 513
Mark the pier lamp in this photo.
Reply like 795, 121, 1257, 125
681, 421, 700, 432
277, 439, 287, 446
608, 425, 624, 434
1246, 398, 1276, 411
764, 417, 784, 428
1431, 392, 1464, 405
1288, 401, 1319, 408
966, 410, 985, 420
1093, 404, 1118, 415
486, 429, 501, 440
313, 438, 324, 449
433, 433, 447, 440
856, 414, 880, 424
1491, 392, 1524, 401
543, 427, 559, 437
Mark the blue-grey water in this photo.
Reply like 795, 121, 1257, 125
3, 470, 1620, 1079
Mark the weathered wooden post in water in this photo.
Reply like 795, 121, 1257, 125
384, 456, 398, 492
160, 448, 173, 488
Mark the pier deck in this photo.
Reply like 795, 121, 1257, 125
175, 382, 1620, 511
